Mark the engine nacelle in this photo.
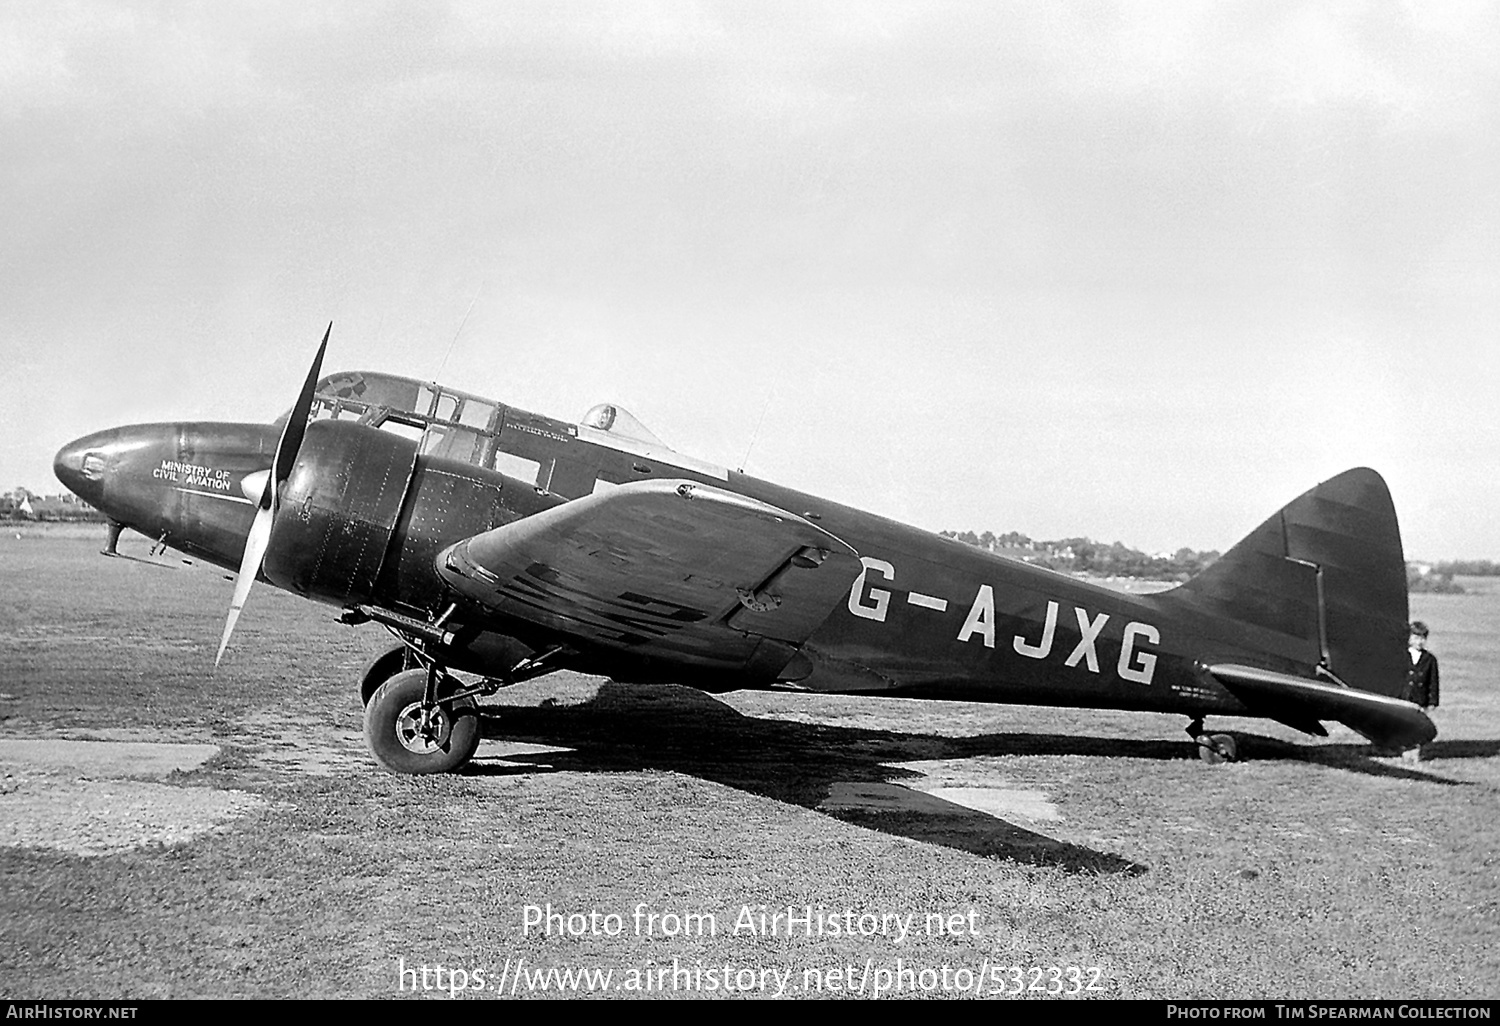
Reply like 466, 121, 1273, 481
263, 419, 555, 617
264, 420, 420, 608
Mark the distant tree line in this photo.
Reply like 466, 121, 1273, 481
1408, 566, 1465, 594
1431, 559, 1500, 577
942, 525, 1484, 593
938, 529, 1220, 581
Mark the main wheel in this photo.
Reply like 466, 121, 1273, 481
359, 644, 415, 706
364, 669, 480, 774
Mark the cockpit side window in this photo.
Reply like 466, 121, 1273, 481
459, 400, 496, 431
311, 397, 368, 422
312, 373, 504, 470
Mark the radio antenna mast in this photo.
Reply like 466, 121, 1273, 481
737, 388, 777, 475
436, 281, 484, 381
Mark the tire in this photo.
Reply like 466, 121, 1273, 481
364, 668, 480, 774
1197, 733, 1238, 765
359, 644, 414, 706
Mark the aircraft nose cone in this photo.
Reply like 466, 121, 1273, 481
53, 430, 114, 505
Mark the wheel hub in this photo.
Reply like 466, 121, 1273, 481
394, 700, 453, 753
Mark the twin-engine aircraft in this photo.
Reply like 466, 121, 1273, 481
54, 329, 1436, 773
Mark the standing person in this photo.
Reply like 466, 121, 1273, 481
1403, 621, 1439, 762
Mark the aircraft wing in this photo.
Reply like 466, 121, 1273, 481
435, 479, 862, 678
1207, 663, 1436, 750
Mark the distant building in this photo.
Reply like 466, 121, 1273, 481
2, 489, 106, 522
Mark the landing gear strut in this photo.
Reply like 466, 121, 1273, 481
1186, 718, 1239, 765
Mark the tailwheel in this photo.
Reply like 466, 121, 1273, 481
1197, 732, 1239, 765
365, 668, 480, 774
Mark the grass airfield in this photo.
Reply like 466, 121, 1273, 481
2, 527, 1497, 999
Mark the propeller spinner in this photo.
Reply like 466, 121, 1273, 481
215, 323, 332, 666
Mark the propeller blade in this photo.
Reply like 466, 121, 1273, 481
273, 322, 331, 488
216, 501, 273, 666
214, 323, 332, 666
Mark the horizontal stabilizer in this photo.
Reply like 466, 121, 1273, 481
1208, 663, 1435, 750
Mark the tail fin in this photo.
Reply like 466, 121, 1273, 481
1165, 467, 1409, 698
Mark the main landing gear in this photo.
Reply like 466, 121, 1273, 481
1187, 718, 1239, 765
347, 608, 568, 775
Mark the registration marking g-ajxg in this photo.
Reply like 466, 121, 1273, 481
847, 556, 1160, 685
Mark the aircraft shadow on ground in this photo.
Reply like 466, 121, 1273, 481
471, 683, 1154, 875
101, 551, 176, 570
1247, 735, 1497, 784
469, 685, 1498, 867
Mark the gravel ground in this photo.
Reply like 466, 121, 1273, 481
0, 738, 265, 857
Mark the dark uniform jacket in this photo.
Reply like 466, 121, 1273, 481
1406, 649, 1439, 708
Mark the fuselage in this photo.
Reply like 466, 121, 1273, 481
55, 371, 1271, 720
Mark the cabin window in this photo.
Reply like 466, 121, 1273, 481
492, 450, 543, 486
434, 393, 459, 422
420, 424, 449, 455
378, 419, 424, 443
421, 424, 483, 463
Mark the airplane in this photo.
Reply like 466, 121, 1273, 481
53, 327, 1436, 774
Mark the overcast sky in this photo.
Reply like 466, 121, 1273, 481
3, 1, 1496, 558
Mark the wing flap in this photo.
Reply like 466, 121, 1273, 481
436, 479, 860, 673
1208, 663, 1435, 750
